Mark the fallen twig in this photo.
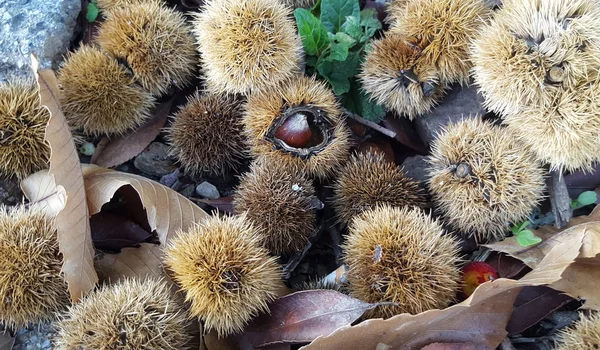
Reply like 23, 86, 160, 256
342, 108, 397, 139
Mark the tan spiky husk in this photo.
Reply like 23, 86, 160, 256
0, 205, 68, 329
503, 80, 600, 172
428, 119, 546, 242
389, 0, 492, 85
0, 79, 50, 179
279, 0, 316, 8
193, 0, 303, 95
59, 46, 155, 136
97, 1, 196, 95
359, 33, 446, 119
244, 76, 352, 179
343, 205, 461, 319
234, 160, 317, 255
331, 152, 426, 227
54, 278, 191, 349
166, 91, 247, 176
471, 0, 600, 116
97, 0, 164, 13
555, 312, 600, 350
164, 215, 281, 337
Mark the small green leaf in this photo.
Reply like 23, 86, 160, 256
306, 55, 318, 68
360, 8, 382, 39
577, 191, 597, 207
335, 32, 356, 47
310, 0, 322, 17
321, 0, 360, 33
295, 9, 330, 56
357, 89, 385, 121
86, 2, 99, 23
516, 230, 542, 247
327, 72, 352, 94
329, 41, 350, 61
340, 16, 363, 41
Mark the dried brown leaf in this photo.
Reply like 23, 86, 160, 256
81, 164, 209, 244
193, 196, 234, 214
31, 55, 97, 301
90, 212, 152, 251
21, 170, 66, 217
507, 286, 573, 335
0, 330, 14, 350
91, 99, 173, 168
420, 343, 480, 350
95, 243, 163, 282
302, 227, 586, 350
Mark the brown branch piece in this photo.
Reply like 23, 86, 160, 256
342, 108, 397, 139
547, 169, 572, 229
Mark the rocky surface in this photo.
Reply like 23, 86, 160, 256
0, 0, 81, 80
195, 181, 220, 199
133, 142, 176, 177
13, 322, 54, 350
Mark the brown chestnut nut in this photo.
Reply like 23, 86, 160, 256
273, 113, 312, 148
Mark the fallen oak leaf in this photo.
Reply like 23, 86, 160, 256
82, 164, 209, 244
506, 286, 573, 335
420, 343, 480, 350
192, 196, 234, 214
31, 55, 97, 301
91, 99, 173, 168
21, 169, 66, 217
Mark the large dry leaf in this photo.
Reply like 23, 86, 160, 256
95, 243, 163, 282
31, 55, 97, 301
0, 330, 14, 350
302, 226, 586, 350
486, 207, 600, 309
81, 164, 208, 244
91, 99, 173, 168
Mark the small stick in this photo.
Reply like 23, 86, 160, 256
547, 169, 572, 229
342, 108, 397, 139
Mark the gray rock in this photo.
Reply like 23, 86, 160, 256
13, 322, 54, 350
0, 176, 23, 206
0, 0, 81, 80
179, 184, 195, 198
414, 83, 486, 147
195, 181, 220, 199
401, 155, 429, 188
133, 142, 176, 177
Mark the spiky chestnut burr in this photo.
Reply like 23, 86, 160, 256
97, 0, 164, 13
166, 91, 247, 176
359, 33, 446, 119
0, 79, 50, 179
97, 1, 196, 95
502, 80, 600, 172
279, 0, 316, 8
555, 312, 600, 350
331, 152, 426, 227
471, 0, 600, 116
164, 215, 282, 337
54, 278, 192, 349
58, 45, 155, 136
192, 0, 303, 95
234, 160, 318, 255
343, 205, 461, 319
0, 205, 68, 329
428, 119, 546, 242
244, 76, 352, 179
388, 0, 492, 85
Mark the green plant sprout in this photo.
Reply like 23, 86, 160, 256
86, 0, 99, 23
294, 0, 385, 121
571, 190, 598, 210
511, 220, 541, 247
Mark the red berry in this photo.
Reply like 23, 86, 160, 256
274, 113, 312, 148
461, 261, 499, 298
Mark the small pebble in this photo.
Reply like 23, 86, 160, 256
195, 181, 220, 199
78, 142, 95, 156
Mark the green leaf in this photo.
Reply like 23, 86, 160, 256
310, 0, 322, 17
357, 90, 386, 122
329, 41, 350, 61
294, 9, 330, 56
340, 16, 363, 42
360, 8, 382, 39
306, 55, 318, 68
321, 0, 360, 33
335, 32, 356, 47
577, 191, 597, 207
326, 72, 352, 94
516, 230, 542, 247
86, 2, 99, 23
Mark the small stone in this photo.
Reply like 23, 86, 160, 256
0, 175, 22, 206
159, 168, 180, 187
414, 83, 486, 147
195, 181, 220, 199
79, 142, 95, 156
40, 339, 50, 348
401, 155, 429, 188
179, 184, 195, 198
133, 142, 176, 178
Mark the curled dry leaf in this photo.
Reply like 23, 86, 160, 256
420, 343, 480, 350
81, 164, 208, 244
486, 205, 600, 309
21, 170, 66, 217
91, 99, 173, 168
95, 243, 163, 282
90, 212, 152, 252
302, 226, 586, 350
30, 55, 97, 301
507, 286, 573, 335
